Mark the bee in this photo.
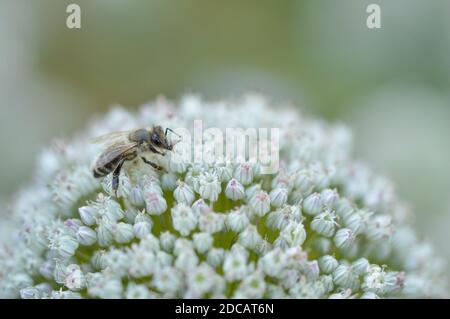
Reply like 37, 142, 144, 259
92, 126, 179, 194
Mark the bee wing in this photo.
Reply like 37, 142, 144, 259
90, 131, 131, 145
95, 142, 138, 167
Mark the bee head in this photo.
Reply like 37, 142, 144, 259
150, 126, 172, 150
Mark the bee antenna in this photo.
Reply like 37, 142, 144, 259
165, 127, 181, 138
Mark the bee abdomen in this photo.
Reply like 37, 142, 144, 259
93, 160, 119, 178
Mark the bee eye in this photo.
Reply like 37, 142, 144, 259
151, 134, 161, 145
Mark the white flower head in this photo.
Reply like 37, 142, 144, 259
0, 94, 447, 299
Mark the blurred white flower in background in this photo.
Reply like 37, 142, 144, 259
343, 83, 450, 265
0, 1, 91, 197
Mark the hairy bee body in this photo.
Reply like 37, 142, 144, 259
92, 126, 178, 195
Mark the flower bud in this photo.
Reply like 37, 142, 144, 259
249, 191, 271, 217
64, 219, 82, 236
234, 163, 254, 185
335, 198, 355, 220
319, 255, 339, 274
305, 260, 320, 281
198, 212, 225, 234
225, 179, 245, 201
161, 173, 177, 191
214, 165, 233, 182
102, 197, 125, 222
193, 232, 213, 254
175, 249, 199, 271
239, 225, 263, 250
302, 193, 322, 216
96, 218, 115, 247
76, 226, 97, 246
321, 188, 339, 207
173, 238, 193, 256
343, 210, 365, 235
278, 221, 306, 247
78, 205, 96, 226
91, 250, 107, 270
320, 275, 335, 294
157, 251, 173, 267
266, 205, 301, 230
198, 173, 221, 202
352, 258, 370, 276
129, 186, 145, 206
159, 231, 176, 252
310, 209, 337, 237
191, 198, 211, 215
141, 176, 163, 195
223, 250, 249, 281
334, 228, 356, 251
133, 221, 151, 239
174, 181, 195, 205
115, 222, 134, 243
145, 191, 167, 215
332, 264, 359, 291
185, 165, 202, 193
312, 165, 330, 190
245, 184, 262, 202
168, 154, 187, 174
293, 170, 314, 195
53, 261, 67, 284
207, 248, 225, 268
39, 260, 55, 280
172, 204, 197, 236
269, 188, 288, 208
57, 235, 79, 259
226, 209, 250, 232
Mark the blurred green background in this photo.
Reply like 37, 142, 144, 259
1, 0, 449, 259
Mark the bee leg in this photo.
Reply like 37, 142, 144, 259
148, 144, 165, 155
141, 157, 167, 173
112, 159, 125, 197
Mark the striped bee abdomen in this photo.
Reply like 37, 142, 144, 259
93, 156, 122, 178
93, 147, 137, 178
